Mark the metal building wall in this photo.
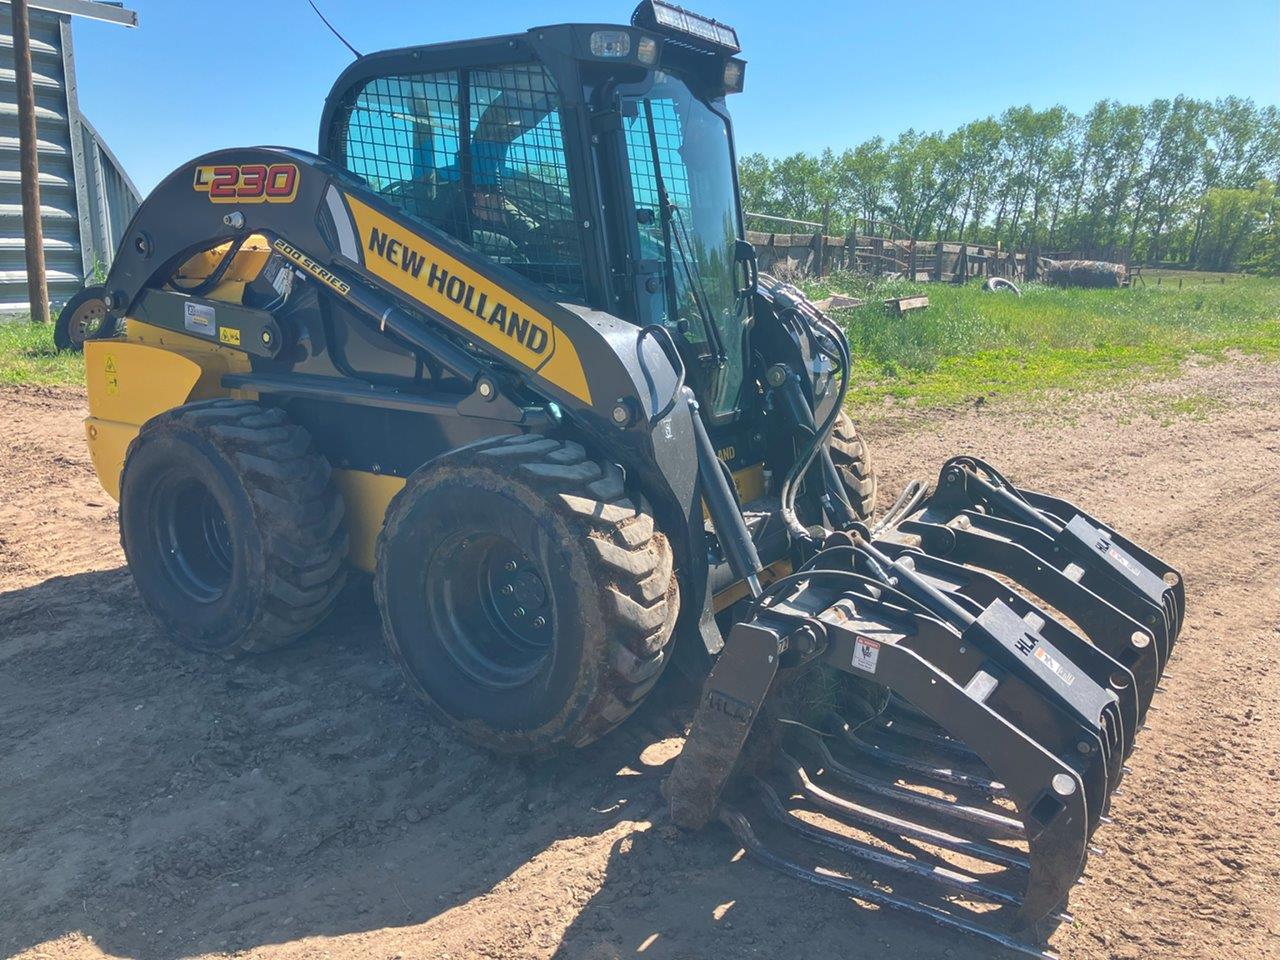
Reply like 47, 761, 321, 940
0, 1, 139, 313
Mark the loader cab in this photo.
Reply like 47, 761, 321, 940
318, 2, 752, 424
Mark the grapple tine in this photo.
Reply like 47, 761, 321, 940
1018, 488, 1185, 640
752, 778, 1025, 907
900, 512, 1167, 690
874, 712, 985, 762
718, 805, 1060, 960
919, 456, 1183, 666
818, 585, 1119, 843
783, 750, 1032, 870
798, 620, 1095, 927
837, 722, 1012, 799
801, 732, 1027, 840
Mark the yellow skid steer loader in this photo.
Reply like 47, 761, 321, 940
74, 5, 1183, 955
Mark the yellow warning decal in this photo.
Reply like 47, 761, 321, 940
104, 353, 119, 396
218, 327, 241, 346
342, 193, 592, 406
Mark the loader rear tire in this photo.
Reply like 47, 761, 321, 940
119, 399, 349, 657
375, 434, 679, 754
829, 411, 877, 521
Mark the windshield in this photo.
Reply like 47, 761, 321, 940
622, 73, 747, 419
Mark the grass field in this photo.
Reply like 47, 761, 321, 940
803, 275, 1280, 411
2, 276, 1277, 409
0, 316, 83, 388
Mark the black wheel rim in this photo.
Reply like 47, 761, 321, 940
69, 299, 107, 346
151, 475, 234, 603
429, 533, 555, 690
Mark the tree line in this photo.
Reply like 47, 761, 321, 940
738, 97, 1280, 273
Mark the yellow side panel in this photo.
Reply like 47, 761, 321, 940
84, 419, 143, 502
332, 469, 406, 572
83, 329, 255, 502
85, 340, 203, 426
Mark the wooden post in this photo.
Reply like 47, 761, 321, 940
908, 237, 916, 281
933, 241, 944, 282
13, 0, 50, 323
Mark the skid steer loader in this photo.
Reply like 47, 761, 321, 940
78, 4, 1182, 955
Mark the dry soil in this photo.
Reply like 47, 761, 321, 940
2, 359, 1277, 960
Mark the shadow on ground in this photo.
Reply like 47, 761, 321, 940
0, 569, 983, 960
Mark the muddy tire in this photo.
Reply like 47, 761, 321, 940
829, 410, 877, 521
119, 399, 348, 656
375, 434, 679, 754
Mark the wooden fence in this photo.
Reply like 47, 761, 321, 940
746, 229, 1030, 283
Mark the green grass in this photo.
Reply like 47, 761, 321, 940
802, 274, 1280, 412
0, 316, 84, 387
2, 276, 1278, 409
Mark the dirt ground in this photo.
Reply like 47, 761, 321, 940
2, 359, 1277, 960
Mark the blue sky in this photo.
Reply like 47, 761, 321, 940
70, 0, 1280, 195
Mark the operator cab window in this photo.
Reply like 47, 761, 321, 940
336, 64, 587, 303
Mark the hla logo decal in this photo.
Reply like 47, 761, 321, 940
367, 227, 550, 354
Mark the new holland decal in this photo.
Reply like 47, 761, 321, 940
341, 193, 592, 405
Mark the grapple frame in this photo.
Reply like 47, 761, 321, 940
667, 460, 1184, 957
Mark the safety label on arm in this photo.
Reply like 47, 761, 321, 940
852, 637, 880, 674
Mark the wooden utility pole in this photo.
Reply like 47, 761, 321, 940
13, 0, 50, 323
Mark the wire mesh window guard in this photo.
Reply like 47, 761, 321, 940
336, 64, 586, 302
623, 97, 692, 330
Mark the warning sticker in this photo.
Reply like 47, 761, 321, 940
184, 301, 215, 337
104, 354, 119, 396
218, 326, 241, 346
852, 637, 881, 674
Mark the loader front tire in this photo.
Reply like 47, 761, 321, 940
829, 411, 876, 521
375, 435, 679, 754
119, 399, 349, 657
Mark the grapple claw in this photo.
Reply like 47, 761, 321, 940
911, 456, 1184, 671
668, 458, 1183, 954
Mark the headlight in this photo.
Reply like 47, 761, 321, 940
723, 59, 745, 93
590, 30, 632, 58
634, 1, 741, 54
636, 35, 659, 65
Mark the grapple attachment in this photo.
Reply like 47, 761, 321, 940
667, 459, 1183, 958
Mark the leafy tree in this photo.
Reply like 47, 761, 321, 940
737, 96, 1278, 272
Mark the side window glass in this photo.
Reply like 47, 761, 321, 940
466, 65, 584, 301
338, 64, 585, 303
342, 71, 469, 243
623, 97, 692, 327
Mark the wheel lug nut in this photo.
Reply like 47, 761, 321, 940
504, 560, 518, 572
532, 616, 546, 629
513, 607, 526, 618
501, 584, 514, 596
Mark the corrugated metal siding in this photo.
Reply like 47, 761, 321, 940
0, 2, 138, 313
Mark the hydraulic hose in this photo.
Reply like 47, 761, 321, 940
772, 290, 852, 543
